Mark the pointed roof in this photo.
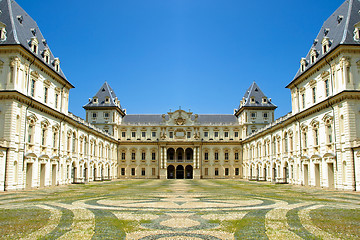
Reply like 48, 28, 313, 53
83, 82, 125, 114
235, 82, 277, 115
289, 0, 360, 86
0, 0, 71, 85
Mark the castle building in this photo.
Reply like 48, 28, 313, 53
0, 0, 359, 191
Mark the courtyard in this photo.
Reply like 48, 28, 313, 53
0, 180, 359, 240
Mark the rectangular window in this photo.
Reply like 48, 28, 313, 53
55, 94, 58, 108
263, 113, 268, 118
169, 132, 173, 138
224, 132, 229, 138
205, 168, 208, 176
152, 131, 156, 137
312, 87, 316, 103
28, 125, 33, 143
121, 152, 125, 160
325, 79, 330, 97
142, 152, 145, 160
152, 168, 156, 176
121, 168, 125, 175
131, 132, 136, 138
302, 94, 305, 109
204, 152, 208, 160
131, 168, 135, 176
235, 152, 239, 160
131, 152, 135, 160
204, 132, 208, 137
141, 168, 146, 176
187, 132, 191, 138
303, 132, 307, 148
122, 132, 126, 138
152, 152, 156, 160
142, 132, 146, 138
215, 168, 219, 176
44, 87, 48, 103
225, 168, 229, 176
314, 129, 319, 145
104, 112, 109, 118
41, 129, 46, 146
92, 113, 97, 118
327, 125, 333, 143
214, 132, 219, 138
234, 132, 238, 138
53, 132, 57, 148
225, 152, 229, 160
215, 152, 219, 160
235, 168, 239, 176
30, 79, 35, 97
251, 112, 256, 118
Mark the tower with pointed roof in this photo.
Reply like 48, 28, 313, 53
83, 82, 126, 138
235, 82, 277, 137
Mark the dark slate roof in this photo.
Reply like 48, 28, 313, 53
237, 82, 277, 109
0, 0, 70, 84
122, 115, 164, 124
290, 0, 360, 84
83, 82, 123, 110
122, 114, 238, 125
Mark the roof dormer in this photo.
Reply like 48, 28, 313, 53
30, 37, 38, 54
0, 22, 6, 41
310, 48, 318, 64
53, 58, 60, 72
322, 37, 330, 54
354, 22, 360, 41
300, 58, 307, 72
43, 48, 50, 64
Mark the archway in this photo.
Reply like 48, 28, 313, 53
185, 165, 193, 179
71, 162, 77, 183
176, 148, 184, 162
176, 165, 184, 179
185, 148, 193, 162
167, 165, 175, 179
167, 148, 175, 161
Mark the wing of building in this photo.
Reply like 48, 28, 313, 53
0, 0, 359, 191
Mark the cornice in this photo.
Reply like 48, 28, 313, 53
0, 90, 117, 143
242, 90, 360, 143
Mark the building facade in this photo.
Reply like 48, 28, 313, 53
0, 0, 359, 191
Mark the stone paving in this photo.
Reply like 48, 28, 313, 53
0, 179, 360, 239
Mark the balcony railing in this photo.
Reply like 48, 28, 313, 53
167, 159, 194, 163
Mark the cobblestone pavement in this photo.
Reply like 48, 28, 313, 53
0, 179, 360, 239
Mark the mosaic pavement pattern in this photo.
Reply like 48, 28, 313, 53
0, 179, 360, 239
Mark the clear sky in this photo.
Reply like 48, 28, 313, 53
16, 0, 344, 119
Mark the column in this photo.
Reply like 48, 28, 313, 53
164, 147, 167, 168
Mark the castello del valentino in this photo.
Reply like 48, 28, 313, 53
0, 0, 360, 192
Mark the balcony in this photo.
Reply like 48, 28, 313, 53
167, 159, 194, 163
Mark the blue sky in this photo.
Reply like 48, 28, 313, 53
17, 0, 343, 119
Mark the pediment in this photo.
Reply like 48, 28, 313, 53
164, 109, 196, 126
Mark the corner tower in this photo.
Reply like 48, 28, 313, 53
235, 82, 277, 137
83, 82, 125, 138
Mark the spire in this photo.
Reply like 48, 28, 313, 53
0, 0, 70, 83
83, 82, 125, 115
290, 0, 360, 84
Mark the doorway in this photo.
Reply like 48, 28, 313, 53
167, 165, 175, 179
40, 164, 46, 188
328, 163, 334, 189
52, 164, 57, 186
314, 163, 320, 187
176, 165, 184, 179
185, 165, 193, 179
26, 163, 33, 189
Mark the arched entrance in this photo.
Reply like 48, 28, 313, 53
167, 165, 175, 179
176, 165, 184, 179
71, 162, 77, 183
167, 148, 175, 161
185, 165, 193, 179
185, 148, 193, 162
176, 149, 184, 162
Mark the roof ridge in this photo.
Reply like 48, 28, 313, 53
341, 0, 353, 43
7, 0, 19, 44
